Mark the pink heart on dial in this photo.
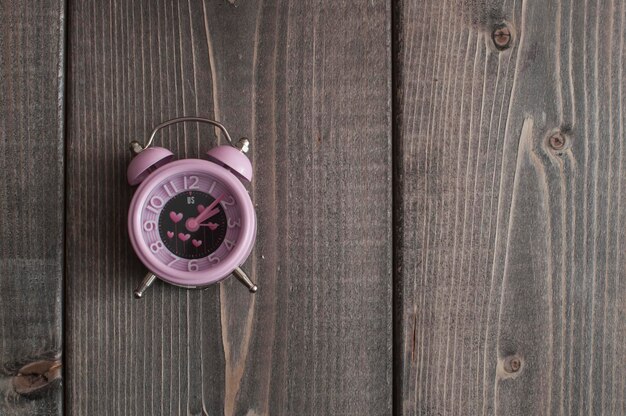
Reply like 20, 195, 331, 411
192, 239, 202, 247
207, 222, 219, 231
178, 233, 190, 241
197, 205, 205, 213
167, 231, 174, 239
170, 211, 183, 223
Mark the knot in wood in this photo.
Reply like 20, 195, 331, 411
492, 23, 513, 50
549, 132, 567, 150
12, 359, 62, 397
503, 355, 522, 374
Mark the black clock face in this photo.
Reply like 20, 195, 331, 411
158, 191, 227, 259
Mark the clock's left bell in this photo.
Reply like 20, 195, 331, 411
127, 146, 174, 186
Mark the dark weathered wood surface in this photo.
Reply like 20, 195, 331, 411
65, 1, 391, 415
396, 0, 626, 414
5, 0, 623, 414
0, 1, 65, 415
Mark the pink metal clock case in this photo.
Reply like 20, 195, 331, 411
128, 158, 256, 287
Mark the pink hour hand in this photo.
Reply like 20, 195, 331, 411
200, 222, 219, 231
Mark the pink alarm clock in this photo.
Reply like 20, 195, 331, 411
126, 117, 257, 298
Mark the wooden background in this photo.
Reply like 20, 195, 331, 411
0, 1, 65, 415
2, 0, 626, 415
395, 0, 626, 414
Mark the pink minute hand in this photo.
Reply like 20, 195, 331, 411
185, 193, 225, 232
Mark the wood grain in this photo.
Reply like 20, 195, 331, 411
65, 1, 391, 415
0, 1, 65, 415
395, 0, 626, 414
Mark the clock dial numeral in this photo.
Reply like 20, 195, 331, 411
163, 180, 180, 197
184, 175, 200, 190
167, 256, 179, 267
224, 239, 235, 251
208, 181, 216, 194
222, 195, 235, 206
143, 220, 157, 231
227, 218, 241, 228
147, 196, 164, 214
151, 196, 164, 207
208, 253, 220, 264
187, 260, 199, 271
150, 241, 164, 253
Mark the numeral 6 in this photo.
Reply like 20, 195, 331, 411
188, 260, 199, 271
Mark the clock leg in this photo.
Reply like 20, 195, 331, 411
232, 267, 258, 293
134, 272, 157, 299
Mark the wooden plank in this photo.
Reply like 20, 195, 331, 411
395, 0, 626, 414
65, 1, 392, 414
0, 1, 65, 415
